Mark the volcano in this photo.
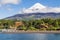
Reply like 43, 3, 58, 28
23, 3, 46, 13
4, 3, 60, 20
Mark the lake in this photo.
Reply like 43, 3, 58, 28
0, 33, 60, 40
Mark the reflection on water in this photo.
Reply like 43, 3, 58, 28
0, 33, 60, 40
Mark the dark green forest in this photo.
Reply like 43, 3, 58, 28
0, 18, 60, 31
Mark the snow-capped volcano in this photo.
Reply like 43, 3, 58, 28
23, 3, 60, 13
23, 3, 46, 13
4, 3, 60, 20
29, 3, 46, 10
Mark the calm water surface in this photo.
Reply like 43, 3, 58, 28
0, 33, 60, 40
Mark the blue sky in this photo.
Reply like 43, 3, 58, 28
0, 0, 60, 19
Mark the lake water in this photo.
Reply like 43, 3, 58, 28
0, 33, 60, 40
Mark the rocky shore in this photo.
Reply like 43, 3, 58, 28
0, 29, 60, 34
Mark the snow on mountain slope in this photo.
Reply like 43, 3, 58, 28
29, 3, 46, 10
23, 3, 46, 13
23, 3, 60, 13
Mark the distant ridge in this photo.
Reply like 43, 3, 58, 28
4, 13, 60, 20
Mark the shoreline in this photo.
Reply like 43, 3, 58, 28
1, 31, 60, 34
0, 29, 60, 34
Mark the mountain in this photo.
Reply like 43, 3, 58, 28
3, 3, 60, 20
24, 3, 60, 13
23, 3, 46, 13
4, 13, 60, 20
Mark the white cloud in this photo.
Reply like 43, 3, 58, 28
0, 0, 20, 4
7, 8, 13, 11
18, 9, 22, 14
41, 7, 60, 13
38, 7, 60, 13
51, 7, 60, 12
18, 8, 26, 14
0, 4, 2, 7
23, 7, 60, 13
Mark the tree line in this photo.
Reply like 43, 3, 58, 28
0, 18, 60, 31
